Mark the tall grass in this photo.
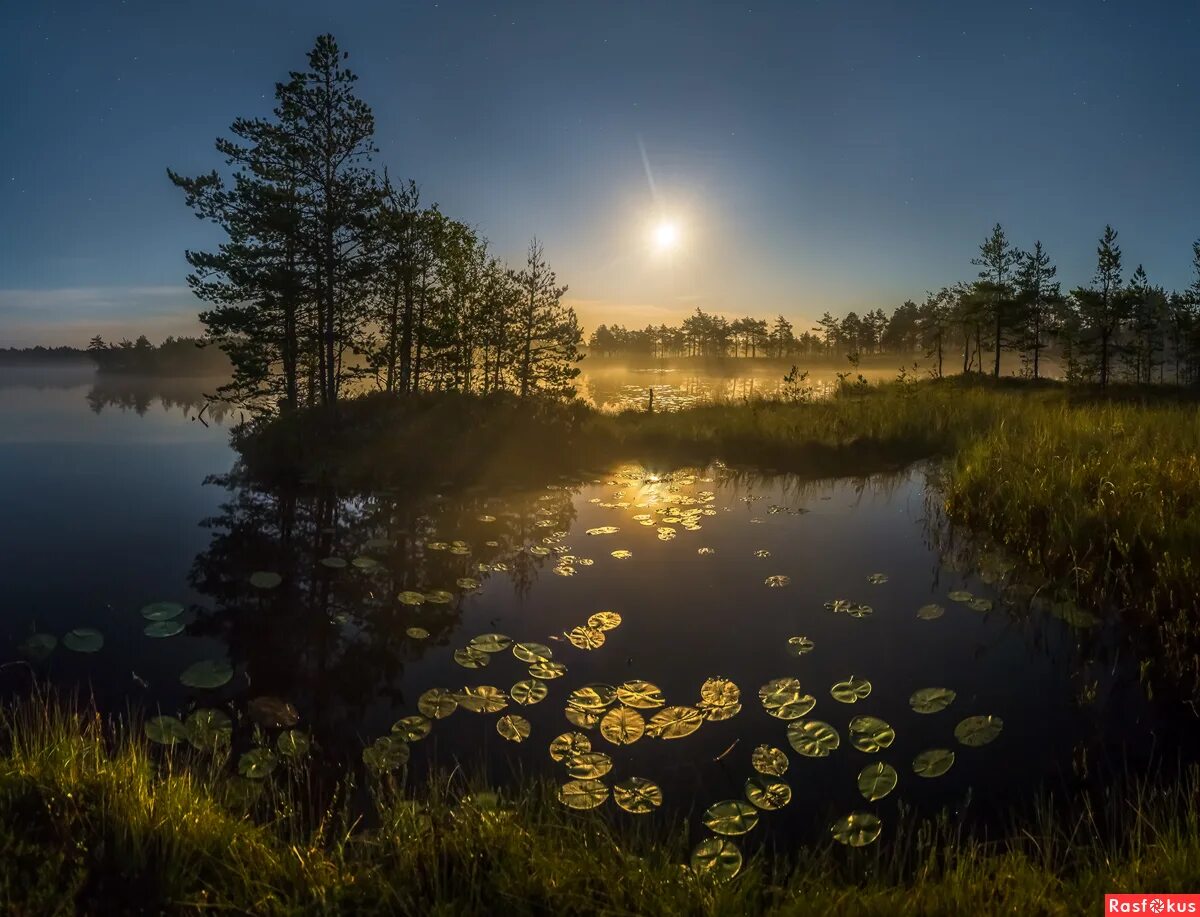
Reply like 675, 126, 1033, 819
3, 695, 1200, 914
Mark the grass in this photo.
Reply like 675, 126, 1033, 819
3, 694, 1200, 915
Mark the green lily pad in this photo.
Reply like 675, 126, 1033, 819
916, 603, 945, 620
702, 800, 760, 836
857, 762, 898, 801
948, 589, 974, 602
831, 676, 872, 704
453, 647, 491, 669
529, 661, 567, 679
910, 687, 956, 714
457, 685, 508, 713
17, 633, 57, 661
497, 714, 531, 743
63, 628, 104, 653
787, 636, 815, 656
566, 752, 613, 779
849, 715, 895, 753
391, 715, 432, 742
599, 707, 645, 745
276, 730, 311, 758
144, 619, 185, 638
319, 557, 347, 569
744, 777, 792, 811
180, 659, 234, 690
613, 777, 662, 814
417, 688, 458, 719
249, 571, 282, 590
786, 720, 840, 757
954, 715, 1004, 747
363, 736, 410, 773
513, 642, 553, 663
238, 747, 279, 779
145, 715, 188, 745
831, 812, 882, 847
397, 591, 425, 606
913, 748, 956, 777
751, 744, 789, 776
690, 836, 742, 880
141, 602, 184, 621
184, 708, 232, 750
468, 633, 512, 654
558, 779, 608, 810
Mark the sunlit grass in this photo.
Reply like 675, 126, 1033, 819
2, 694, 1200, 913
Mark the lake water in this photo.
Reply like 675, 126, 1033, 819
1, 366, 1194, 850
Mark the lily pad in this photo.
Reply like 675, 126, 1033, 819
397, 591, 425, 606
513, 642, 554, 663
558, 779, 608, 810
18, 633, 57, 661
247, 696, 299, 729
144, 620, 185, 638
702, 800, 760, 836
566, 752, 613, 779
787, 636, 815, 656
238, 747, 279, 779
967, 597, 993, 613
549, 732, 591, 762
599, 707, 645, 745
391, 715, 432, 742
916, 603, 945, 620
830, 676, 872, 704
849, 715, 895, 753
145, 715, 188, 746
948, 589, 974, 603
180, 659, 233, 689
690, 836, 742, 881
913, 748, 956, 777
566, 626, 605, 650
185, 708, 232, 750
646, 706, 704, 740
867, 573, 889, 585
613, 777, 663, 814
909, 687, 956, 714
457, 686, 508, 713
468, 633, 513, 654
141, 602, 184, 621
63, 628, 104, 653
857, 762, 898, 801
320, 557, 347, 569
587, 610, 622, 631
568, 684, 617, 710
954, 715, 1004, 747
510, 679, 548, 706
744, 777, 792, 810
249, 571, 282, 590
362, 736, 410, 773
751, 744, 789, 776
529, 661, 567, 679
616, 680, 665, 709
405, 626, 430, 640
453, 647, 491, 669
759, 677, 816, 721
276, 730, 311, 758
417, 688, 458, 719
831, 812, 882, 847
497, 714, 531, 743
786, 720, 840, 757
700, 678, 740, 707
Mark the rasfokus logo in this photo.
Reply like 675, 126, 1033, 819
1106, 895, 1200, 913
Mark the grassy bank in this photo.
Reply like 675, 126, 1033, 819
2, 696, 1199, 914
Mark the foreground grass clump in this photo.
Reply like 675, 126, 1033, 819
3, 697, 1200, 914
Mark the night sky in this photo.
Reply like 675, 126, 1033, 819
2, 0, 1198, 345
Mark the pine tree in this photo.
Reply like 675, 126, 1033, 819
513, 239, 580, 398
971, 223, 1022, 378
1071, 225, 1126, 387
1014, 241, 1060, 380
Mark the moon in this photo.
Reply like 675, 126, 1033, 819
652, 220, 680, 252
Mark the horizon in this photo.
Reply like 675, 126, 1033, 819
3, 1, 1200, 347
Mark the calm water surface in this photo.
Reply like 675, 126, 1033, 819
1, 366, 1193, 847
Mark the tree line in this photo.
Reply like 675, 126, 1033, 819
590, 226, 1200, 387
170, 35, 583, 414
85, 335, 231, 376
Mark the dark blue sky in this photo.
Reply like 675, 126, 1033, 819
2, 0, 1198, 344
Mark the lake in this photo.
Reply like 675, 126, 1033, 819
1, 366, 1193, 850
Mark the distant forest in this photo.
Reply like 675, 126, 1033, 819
590, 227, 1200, 386
86, 335, 231, 376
